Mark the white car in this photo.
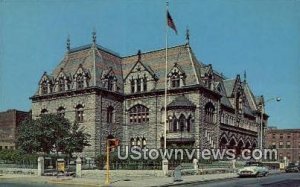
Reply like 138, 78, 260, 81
238, 161, 269, 177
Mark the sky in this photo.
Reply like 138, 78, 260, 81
0, 0, 299, 129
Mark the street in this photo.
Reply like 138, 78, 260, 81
182, 173, 300, 187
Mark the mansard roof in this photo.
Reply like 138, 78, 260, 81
122, 44, 201, 90
167, 95, 196, 109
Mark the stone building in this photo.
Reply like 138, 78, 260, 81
266, 127, 300, 163
31, 33, 268, 157
0, 109, 29, 150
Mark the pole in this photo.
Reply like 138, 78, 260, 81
105, 140, 110, 185
164, 1, 169, 150
260, 103, 264, 151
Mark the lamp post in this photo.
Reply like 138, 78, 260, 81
259, 96, 281, 152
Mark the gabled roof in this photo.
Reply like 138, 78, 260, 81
223, 79, 235, 97
122, 44, 201, 90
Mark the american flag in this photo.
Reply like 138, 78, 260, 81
167, 10, 177, 34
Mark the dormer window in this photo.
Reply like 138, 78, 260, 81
136, 78, 141, 92
76, 74, 84, 90
131, 79, 135, 93
41, 81, 48, 94
107, 76, 114, 91
58, 77, 65, 92
143, 77, 147, 91
171, 73, 180, 88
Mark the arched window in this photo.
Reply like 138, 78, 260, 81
130, 138, 135, 147
41, 109, 48, 115
136, 78, 141, 92
41, 81, 48, 94
75, 104, 84, 122
187, 115, 192, 132
129, 104, 149, 124
130, 79, 135, 93
107, 76, 114, 91
143, 77, 147, 91
58, 77, 65, 92
57, 107, 65, 117
172, 118, 177, 132
76, 74, 84, 90
171, 72, 180, 88
107, 106, 114, 123
142, 138, 146, 148
179, 114, 186, 132
136, 137, 141, 146
205, 102, 215, 123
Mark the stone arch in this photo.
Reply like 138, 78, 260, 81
228, 135, 237, 148
219, 133, 229, 149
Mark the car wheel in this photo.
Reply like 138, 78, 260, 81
264, 172, 268, 177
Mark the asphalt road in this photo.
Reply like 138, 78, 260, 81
183, 173, 300, 187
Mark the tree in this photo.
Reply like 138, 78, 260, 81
17, 114, 90, 156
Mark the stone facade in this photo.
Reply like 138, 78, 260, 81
31, 36, 267, 157
0, 109, 29, 150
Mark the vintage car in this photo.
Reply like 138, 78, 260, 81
238, 161, 269, 177
285, 163, 300, 173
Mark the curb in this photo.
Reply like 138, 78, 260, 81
155, 172, 283, 187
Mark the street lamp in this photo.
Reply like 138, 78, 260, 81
259, 96, 281, 152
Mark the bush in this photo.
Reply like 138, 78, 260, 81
0, 149, 38, 164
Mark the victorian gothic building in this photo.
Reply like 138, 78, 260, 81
30, 33, 268, 157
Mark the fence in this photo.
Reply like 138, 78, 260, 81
0, 160, 37, 169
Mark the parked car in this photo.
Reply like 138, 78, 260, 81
285, 163, 300, 173
238, 161, 269, 177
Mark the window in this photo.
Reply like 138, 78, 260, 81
136, 79, 141, 92
286, 141, 291, 148
129, 104, 149, 124
4, 146, 8, 150
287, 133, 291, 139
179, 114, 185, 132
298, 142, 300, 148
279, 153, 283, 160
107, 76, 114, 91
272, 133, 276, 139
75, 104, 84, 122
187, 116, 191, 132
172, 118, 177, 132
130, 138, 135, 147
279, 134, 283, 139
271, 142, 276, 149
136, 137, 141, 146
0, 146, 2, 150
143, 77, 147, 91
41, 109, 48, 115
58, 77, 65, 92
205, 102, 215, 123
171, 73, 180, 88
76, 74, 84, 89
279, 141, 283, 148
142, 138, 147, 147
41, 81, 48, 94
107, 106, 114, 123
131, 80, 135, 93
57, 107, 65, 118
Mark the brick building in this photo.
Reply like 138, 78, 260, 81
266, 127, 300, 163
0, 109, 29, 150
30, 33, 268, 157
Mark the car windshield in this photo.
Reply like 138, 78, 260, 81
245, 162, 261, 166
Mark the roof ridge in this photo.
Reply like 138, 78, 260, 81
122, 44, 187, 59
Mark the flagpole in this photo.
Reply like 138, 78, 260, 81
164, 1, 169, 151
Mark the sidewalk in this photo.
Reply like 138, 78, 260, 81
0, 170, 282, 187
